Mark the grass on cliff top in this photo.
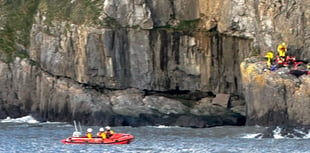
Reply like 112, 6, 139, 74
0, 0, 39, 63
0, 0, 102, 63
40, 0, 101, 26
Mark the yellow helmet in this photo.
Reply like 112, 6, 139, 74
281, 42, 286, 46
265, 51, 274, 59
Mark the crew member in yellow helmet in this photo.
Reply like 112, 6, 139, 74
277, 42, 287, 57
265, 51, 274, 69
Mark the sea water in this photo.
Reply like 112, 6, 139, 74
0, 116, 309, 153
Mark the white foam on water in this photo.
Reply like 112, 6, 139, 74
0, 115, 39, 124
0, 115, 70, 125
272, 127, 310, 139
273, 126, 284, 139
300, 129, 310, 139
157, 125, 171, 128
304, 132, 310, 139
241, 133, 262, 139
42, 121, 67, 124
146, 125, 180, 129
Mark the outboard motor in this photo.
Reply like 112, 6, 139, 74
72, 131, 81, 137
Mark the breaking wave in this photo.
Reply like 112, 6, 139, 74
0, 115, 39, 124
241, 133, 263, 139
272, 126, 310, 139
0, 115, 67, 125
241, 126, 310, 139
144, 125, 181, 129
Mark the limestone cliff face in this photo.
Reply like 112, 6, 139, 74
0, 0, 309, 127
199, 0, 310, 58
28, 0, 252, 93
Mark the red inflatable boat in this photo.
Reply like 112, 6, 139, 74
61, 133, 134, 144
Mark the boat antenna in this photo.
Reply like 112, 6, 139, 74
73, 120, 78, 132
78, 121, 82, 133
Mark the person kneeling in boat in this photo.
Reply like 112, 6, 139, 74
86, 128, 93, 138
105, 126, 115, 138
97, 127, 107, 139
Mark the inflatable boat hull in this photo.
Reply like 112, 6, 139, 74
61, 133, 134, 144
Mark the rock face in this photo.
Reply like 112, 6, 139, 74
0, 59, 245, 127
241, 58, 310, 126
0, 0, 309, 127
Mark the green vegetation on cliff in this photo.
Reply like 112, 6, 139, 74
0, 0, 102, 63
39, 0, 101, 25
0, 0, 39, 63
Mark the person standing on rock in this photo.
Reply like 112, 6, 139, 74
277, 42, 287, 57
275, 42, 288, 68
265, 51, 274, 69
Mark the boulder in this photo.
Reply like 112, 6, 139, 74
241, 57, 310, 126
212, 94, 230, 108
